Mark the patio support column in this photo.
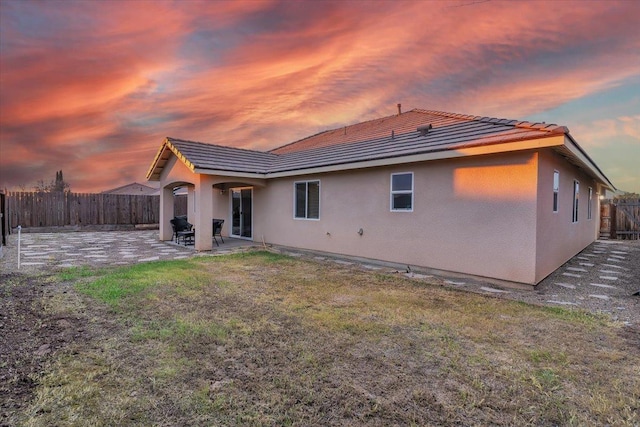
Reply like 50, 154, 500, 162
194, 175, 214, 251
187, 186, 195, 224
159, 186, 174, 241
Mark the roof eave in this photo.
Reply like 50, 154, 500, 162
192, 168, 268, 179
146, 138, 196, 182
561, 134, 616, 191
145, 138, 171, 181
267, 134, 567, 178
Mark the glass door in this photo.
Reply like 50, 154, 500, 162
230, 188, 252, 239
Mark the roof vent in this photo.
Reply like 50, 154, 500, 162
417, 124, 432, 136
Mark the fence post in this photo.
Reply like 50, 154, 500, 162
610, 203, 616, 239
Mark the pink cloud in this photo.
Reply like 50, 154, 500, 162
1, 0, 639, 193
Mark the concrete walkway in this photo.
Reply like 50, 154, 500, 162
0, 230, 256, 273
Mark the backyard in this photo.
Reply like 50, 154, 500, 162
1, 251, 639, 426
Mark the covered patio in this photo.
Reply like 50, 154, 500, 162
147, 138, 270, 251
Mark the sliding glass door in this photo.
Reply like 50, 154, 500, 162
230, 188, 252, 239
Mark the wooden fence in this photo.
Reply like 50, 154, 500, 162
5, 191, 160, 229
600, 198, 640, 240
1, 191, 6, 245
174, 194, 187, 217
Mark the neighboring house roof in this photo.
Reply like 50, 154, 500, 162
146, 109, 614, 190
102, 182, 159, 195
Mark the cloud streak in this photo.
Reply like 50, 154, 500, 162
1, 0, 639, 193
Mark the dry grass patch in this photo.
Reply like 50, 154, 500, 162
9, 251, 640, 426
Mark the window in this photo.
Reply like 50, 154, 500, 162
391, 172, 413, 211
294, 180, 320, 219
572, 180, 579, 223
588, 187, 593, 220
553, 170, 559, 212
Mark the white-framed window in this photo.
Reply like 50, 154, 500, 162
294, 180, 320, 220
553, 170, 559, 212
588, 187, 593, 220
572, 180, 579, 223
390, 172, 413, 211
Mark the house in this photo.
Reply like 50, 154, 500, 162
102, 182, 159, 195
146, 108, 614, 286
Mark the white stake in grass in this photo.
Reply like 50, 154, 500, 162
17, 225, 21, 269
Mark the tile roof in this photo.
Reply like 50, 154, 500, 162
146, 108, 612, 189
269, 109, 567, 173
169, 138, 277, 174
269, 109, 567, 155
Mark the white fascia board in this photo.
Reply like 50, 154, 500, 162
266, 135, 566, 178
146, 141, 173, 180
193, 168, 268, 179
168, 144, 196, 173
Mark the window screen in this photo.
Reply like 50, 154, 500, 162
294, 181, 320, 219
391, 173, 413, 211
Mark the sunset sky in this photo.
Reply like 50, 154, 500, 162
1, 0, 638, 194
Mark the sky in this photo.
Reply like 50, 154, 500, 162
1, 0, 638, 194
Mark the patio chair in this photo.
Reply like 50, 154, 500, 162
213, 218, 224, 246
170, 216, 194, 245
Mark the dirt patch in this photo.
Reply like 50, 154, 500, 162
617, 325, 640, 352
2, 248, 640, 426
0, 273, 92, 425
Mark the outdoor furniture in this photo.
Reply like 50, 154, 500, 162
170, 216, 194, 246
213, 218, 224, 246
178, 229, 195, 246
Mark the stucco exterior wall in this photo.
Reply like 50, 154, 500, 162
534, 148, 600, 283
161, 156, 194, 188
213, 191, 229, 234
255, 151, 540, 284
154, 142, 605, 285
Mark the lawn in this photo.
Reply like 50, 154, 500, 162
9, 251, 640, 426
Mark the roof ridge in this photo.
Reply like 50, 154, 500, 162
411, 109, 568, 134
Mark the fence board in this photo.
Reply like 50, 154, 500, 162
174, 194, 187, 217
6, 191, 161, 229
601, 199, 640, 240
615, 199, 639, 240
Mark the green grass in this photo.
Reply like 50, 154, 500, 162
14, 251, 640, 427
74, 259, 208, 308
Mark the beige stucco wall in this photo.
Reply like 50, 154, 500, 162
255, 151, 541, 284
155, 144, 605, 285
534, 148, 600, 283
